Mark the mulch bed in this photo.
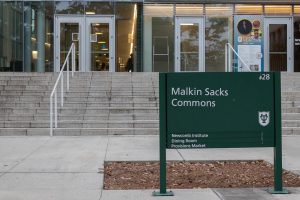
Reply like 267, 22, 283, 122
103, 160, 300, 189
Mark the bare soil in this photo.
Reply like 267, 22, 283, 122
103, 160, 300, 190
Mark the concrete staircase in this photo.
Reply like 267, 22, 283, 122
0, 72, 159, 136
0, 72, 300, 136
53, 72, 159, 135
281, 73, 300, 135
0, 73, 57, 135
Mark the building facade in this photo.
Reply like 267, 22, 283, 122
1, 0, 300, 73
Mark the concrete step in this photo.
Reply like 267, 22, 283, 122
2, 80, 53, 86
282, 96, 300, 101
283, 113, 300, 120
0, 96, 45, 102
63, 92, 158, 98
282, 107, 300, 113
52, 102, 158, 108
0, 128, 48, 136
4, 119, 300, 129
53, 128, 159, 136
0, 120, 159, 129
62, 97, 158, 103
0, 127, 159, 136
53, 114, 158, 120
0, 107, 159, 115
0, 102, 47, 108
282, 120, 300, 127
1, 112, 159, 120
0, 76, 55, 81
282, 127, 300, 135
59, 127, 158, 136
282, 92, 300, 97
59, 108, 158, 115
0, 91, 51, 96
281, 101, 300, 108
0, 127, 299, 136
67, 89, 157, 93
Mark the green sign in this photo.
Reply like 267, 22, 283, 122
153, 72, 288, 197
166, 73, 275, 148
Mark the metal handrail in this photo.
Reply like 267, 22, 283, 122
225, 43, 251, 72
50, 43, 76, 136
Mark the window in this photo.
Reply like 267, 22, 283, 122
143, 4, 174, 72
235, 4, 263, 15
265, 5, 292, 15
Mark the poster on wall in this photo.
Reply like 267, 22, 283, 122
234, 16, 264, 72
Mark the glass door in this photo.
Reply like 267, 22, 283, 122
55, 16, 84, 72
264, 18, 293, 72
86, 17, 115, 72
175, 17, 204, 72
55, 16, 115, 72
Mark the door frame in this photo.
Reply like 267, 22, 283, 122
264, 17, 293, 72
175, 16, 205, 72
54, 15, 84, 72
85, 16, 115, 72
54, 15, 115, 72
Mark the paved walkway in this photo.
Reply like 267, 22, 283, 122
0, 135, 299, 200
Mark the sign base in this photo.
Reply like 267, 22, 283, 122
152, 191, 174, 196
266, 188, 289, 194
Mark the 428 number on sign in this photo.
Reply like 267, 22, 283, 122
259, 74, 270, 81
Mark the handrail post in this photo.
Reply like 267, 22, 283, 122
72, 44, 75, 77
61, 72, 64, 106
50, 96, 53, 136
229, 46, 231, 72
67, 59, 69, 91
54, 90, 57, 128
50, 43, 75, 136
225, 44, 228, 72
55, 90, 58, 128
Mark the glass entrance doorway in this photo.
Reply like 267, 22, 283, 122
55, 16, 115, 72
55, 16, 82, 72
264, 18, 293, 72
175, 17, 205, 72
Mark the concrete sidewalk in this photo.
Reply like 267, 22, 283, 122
0, 135, 299, 200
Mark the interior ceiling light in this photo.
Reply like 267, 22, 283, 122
130, 4, 137, 54
32, 51, 38, 59
206, 7, 231, 10
235, 5, 263, 14
181, 23, 194, 26
264, 6, 292, 14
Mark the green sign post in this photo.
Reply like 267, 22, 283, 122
153, 72, 288, 196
